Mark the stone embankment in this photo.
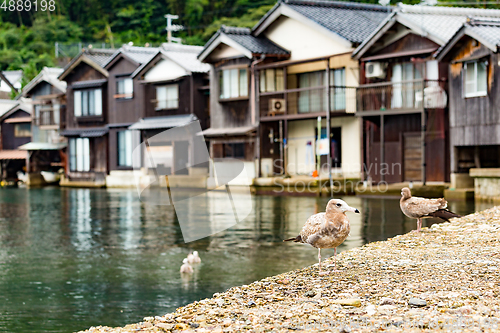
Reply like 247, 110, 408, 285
80, 207, 500, 332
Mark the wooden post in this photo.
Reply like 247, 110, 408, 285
421, 110, 426, 185
380, 114, 384, 182
326, 59, 332, 195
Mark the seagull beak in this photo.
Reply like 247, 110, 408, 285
347, 206, 360, 214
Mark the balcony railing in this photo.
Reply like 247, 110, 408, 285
259, 85, 357, 119
356, 79, 447, 114
37, 110, 59, 127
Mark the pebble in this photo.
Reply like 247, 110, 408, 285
408, 297, 427, 307
77, 207, 500, 333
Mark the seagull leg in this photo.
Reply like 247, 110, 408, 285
318, 248, 329, 276
333, 248, 337, 270
417, 218, 422, 232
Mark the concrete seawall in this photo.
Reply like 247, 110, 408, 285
80, 207, 500, 333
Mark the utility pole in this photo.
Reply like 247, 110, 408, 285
165, 14, 183, 44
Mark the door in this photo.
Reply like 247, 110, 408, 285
403, 133, 422, 181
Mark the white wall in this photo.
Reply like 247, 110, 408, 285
286, 117, 361, 178
287, 119, 317, 175
144, 58, 188, 82
209, 44, 245, 61
264, 16, 352, 61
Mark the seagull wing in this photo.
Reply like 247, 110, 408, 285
406, 197, 447, 217
299, 213, 325, 243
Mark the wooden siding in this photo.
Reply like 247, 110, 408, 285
64, 62, 108, 130
363, 112, 448, 183
447, 38, 500, 171
107, 58, 143, 125
209, 58, 252, 130
1, 110, 32, 150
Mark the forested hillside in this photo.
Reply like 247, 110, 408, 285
0, 0, 488, 87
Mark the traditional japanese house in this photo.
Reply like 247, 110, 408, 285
435, 18, 500, 194
125, 43, 210, 185
352, 4, 500, 184
98, 45, 159, 186
58, 48, 115, 187
0, 99, 31, 181
199, 1, 392, 184
198, 25, 290, 183
251, 0, 391, 179
18, 67, 67, 185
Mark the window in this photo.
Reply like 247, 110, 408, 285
223, 143, 245, 159
298, 71, 324, 113
391, 62, 423, 108
74, 89, 102, 116
156, 85, 178, 109
117, 130, 133, 167
330, 68, 346, 111
14, 123, 31, 137
464, 61, 487, 97
219, 68, 248, 99
115, 78, 133, 99
260, 69, 284, 92
69, 138, 90, 172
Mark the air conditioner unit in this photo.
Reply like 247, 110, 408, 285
269, 98, 286, 114
365, 62, 386, 79
416, 86, 448, 109
423, 85, 447, 109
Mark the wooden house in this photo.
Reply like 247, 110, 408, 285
0, 99, 31, 181
58, 48, 116, 187
198, 25, 290, 183
125, 43, 210, 184
351, 4, 500, 184
98, 45, 158, 186
18, 67, 67, 185
199, 0, 391, 182
435, 18, 500, 186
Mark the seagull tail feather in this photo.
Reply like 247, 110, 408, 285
283, 235, 302, 242
428, 209, 461, 222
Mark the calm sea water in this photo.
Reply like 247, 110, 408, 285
0, 187, 493, 332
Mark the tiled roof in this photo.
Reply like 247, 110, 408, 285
84, 48, 116, 67
283, 0, 392, 43
221, 26, 290, 55
199, 25, 290, 61
396, 4, 500, 44
129, 114, 198, 130
467, 22, 500, 50
354, 4, 500, 59
119, 45, 159, 65
131, 44, 210, 78
21, 67, 66, 97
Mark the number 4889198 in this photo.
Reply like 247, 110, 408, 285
1, 0, 56, 11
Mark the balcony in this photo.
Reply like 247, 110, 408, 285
356, 79, 447, 115
37, 109, 59, 127
259, 85, 357, 120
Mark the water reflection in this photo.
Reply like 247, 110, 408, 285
0, 187, 495, 333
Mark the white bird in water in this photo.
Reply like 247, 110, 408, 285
400, 187, 461, 232
180, 258, 193, 274
284, 199, 359, 275
187, 251, 201, 264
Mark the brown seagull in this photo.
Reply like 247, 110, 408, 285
400, 187, 461, 232
284, 199, 359, 275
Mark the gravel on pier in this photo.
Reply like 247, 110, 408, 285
80, 207, 500, 332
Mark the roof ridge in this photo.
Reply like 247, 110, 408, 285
398, 3, 500, 17
221, 25, 251, 35
468, 17, 500, 26
283, 0, 392, 12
